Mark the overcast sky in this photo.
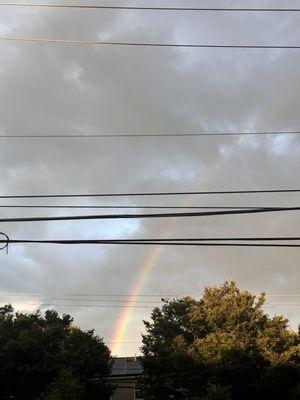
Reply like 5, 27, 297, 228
0, 0, 300, 356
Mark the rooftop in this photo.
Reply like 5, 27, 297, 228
110, 357, 143, 377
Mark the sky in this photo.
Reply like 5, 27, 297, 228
0, 0, 300, 356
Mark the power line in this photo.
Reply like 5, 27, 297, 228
1, 295, 300, 306
2, 238, 300, 248
1, 297, 162, 304
2, 301, 300, 310
1, 36, 300, 49
1, 3, 300, 13
5, 236, 300, 242
1, 131, 300, 138
0, 302, 153, 308
1, 188, 300, 199
0, 291, 299, 298
0, 205, 271, 210
0, 206, 300, 223
0, 291, 187, 297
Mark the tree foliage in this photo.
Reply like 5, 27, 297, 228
0, 305, 112, 400
39, 368, 85, 400
141, 282, 300, 400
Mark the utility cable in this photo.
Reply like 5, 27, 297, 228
1, 36, 300, 49
1, 3, 300, 12
0, 302, 154, 308
0, 131, 300, 138
4, 236, 300, 242
0, 206, 300, 223
0, 297, 163, 304
0, 296, 298, 305
0, 291, 299, 298
1, 188, 300, 199
2, 238, 300, 248
1, 302, 300, 310
0, 205, 271, 210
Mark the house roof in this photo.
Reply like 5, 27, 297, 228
110, 357, 143, 377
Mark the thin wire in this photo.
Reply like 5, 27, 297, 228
0, 291, 299, 298
2, 302, 300, 309
0, 294, 298, 305
2, 302, 299, 309
0, 302, 153, 308
1, 36, 300, 49
1, 188, 300, 199
1, 131, 300, 138
2, 297, 162, 304
0, 291, 186, 297
0, 207, 300, 222
0, 293, 163, 304
1, 3, 300, 12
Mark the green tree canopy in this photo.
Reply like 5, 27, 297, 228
0, 305, 112, 400
39, 368, 85, 400
141, 282, 300, 400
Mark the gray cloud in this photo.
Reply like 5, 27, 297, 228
0, 0, 299, 355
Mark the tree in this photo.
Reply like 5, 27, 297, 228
39, 369, 85, 400
200, 383, 232, 400
141, 281, 300, 400
0, 305, 112, 400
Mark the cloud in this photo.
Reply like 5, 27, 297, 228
0, 0, 299, 355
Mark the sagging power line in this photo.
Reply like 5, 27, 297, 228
1, 131, 300, 138
0, 302, 154, 308
1, 187, 300, 199
4, 236, 300, 242
0, 291, 299, 298
2, 3, 300, 13
2, 236, 300, 252
0, 205, 273, 210
0, 295, 299, 306
1, 36, 300, 49
1, 301, 299, 310
0, 206, 300, 223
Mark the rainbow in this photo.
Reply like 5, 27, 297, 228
110, 219, 177, 355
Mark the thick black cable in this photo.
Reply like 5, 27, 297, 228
0, 206, 300, 222
0, 205, 269, 210
4, 236, 300, 243
1, 188, 300, 199
1, 239, 300, 248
